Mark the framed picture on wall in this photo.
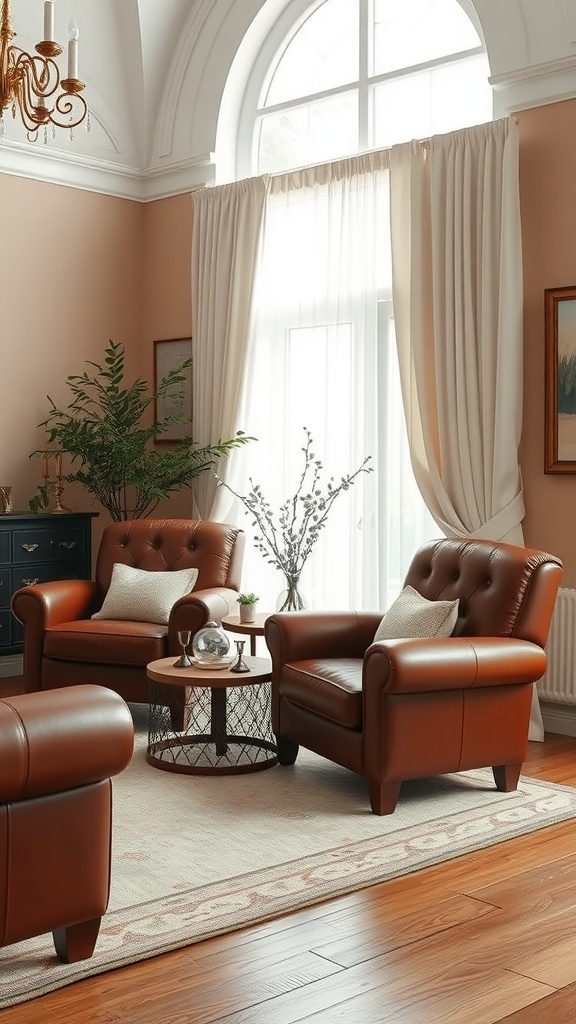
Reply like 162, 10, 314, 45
545, 285, 576, 473
154, 338, 192, 442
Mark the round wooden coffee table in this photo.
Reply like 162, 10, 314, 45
221, 611, 271, 656
146, 655, 277, 776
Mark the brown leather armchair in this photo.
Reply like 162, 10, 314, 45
11, 518, 245, 703
0, 684, 134, 962
265, 538, 562, 815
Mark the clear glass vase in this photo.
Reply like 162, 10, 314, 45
276, 579, 307, 612
192, 621, 231, 664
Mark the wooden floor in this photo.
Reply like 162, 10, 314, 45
2, 676, 576, 1023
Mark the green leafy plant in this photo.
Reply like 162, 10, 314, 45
28, 482, 51, 514
33, 340, 251, 521
237, 593, 259, 605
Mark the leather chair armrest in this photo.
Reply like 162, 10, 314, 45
266, 611, 382, 663
12, 580, 101, 693
0, 684, 134, 802
363, 636, 547, 696
168, 588, 240, 650
12, 579, 100, 630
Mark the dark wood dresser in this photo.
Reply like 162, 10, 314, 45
0, 512, 98, 655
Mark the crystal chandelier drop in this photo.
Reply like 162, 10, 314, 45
0, 0, 87, 140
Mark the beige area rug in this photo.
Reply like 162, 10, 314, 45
3, 706, 576, 1008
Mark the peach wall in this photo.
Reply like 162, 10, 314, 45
0, 178, 197, 561
141, 194, 194, 521
0, 173, 145, 553
518, 100, 576, 584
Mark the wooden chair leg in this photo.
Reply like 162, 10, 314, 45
276, 735, 299, 765
367, 779, 401, 815
52, 917, 101, 963
493, 763, 522, 793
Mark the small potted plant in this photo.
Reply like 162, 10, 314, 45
237, 593, 259, 623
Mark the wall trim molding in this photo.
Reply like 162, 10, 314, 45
540, 701, 576, 738
490, 54, 576, 89
0, 145, 215, 202
490, 54, 576, 116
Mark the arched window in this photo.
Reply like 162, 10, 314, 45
221, 0, 494, 611
234, 0, 491, 178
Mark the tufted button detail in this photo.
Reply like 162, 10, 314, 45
453, 571, 459, 580
485, 578, 491, 587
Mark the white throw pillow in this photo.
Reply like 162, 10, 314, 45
92, 563, 199, 625
373, 585, 459, 642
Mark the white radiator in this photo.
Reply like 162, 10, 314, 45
538, 587, 576, 705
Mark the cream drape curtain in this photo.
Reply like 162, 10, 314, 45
190, 176, 267, 519
389, 118, 524, 543
388, 118, 543, 739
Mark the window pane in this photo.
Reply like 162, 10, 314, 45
257, 92, 358, 173
263, 0, 359, 107
372, 55, 492, 148
373, 0, 482, 76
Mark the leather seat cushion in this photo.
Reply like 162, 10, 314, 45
43, 620, 168, 667
280, 658, 363, 729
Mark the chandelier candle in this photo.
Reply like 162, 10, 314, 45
0, 0, 87, 138
67, 19, 78, 79
43, 0, 54, 40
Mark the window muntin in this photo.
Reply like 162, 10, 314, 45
251, 0, 491, 175
372, 54, 492, 148
257, 91, 358, 174
372, 0, 482, 76
263, 0, 359, 107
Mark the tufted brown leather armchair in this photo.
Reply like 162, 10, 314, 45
0, 684, 134, 962
11, 518, 245, 704
265, 538, 562, 815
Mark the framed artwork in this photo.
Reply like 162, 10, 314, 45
545, 286, 576, 473
153, 338, 192, 443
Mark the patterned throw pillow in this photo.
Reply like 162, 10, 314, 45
91, 563, 199, 625
373, 585, 459, 642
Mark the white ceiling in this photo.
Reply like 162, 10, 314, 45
1, 0, 202, 197
1, 0, 576, 201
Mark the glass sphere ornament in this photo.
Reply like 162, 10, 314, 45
192, 620, 232, 665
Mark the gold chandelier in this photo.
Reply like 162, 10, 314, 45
0, 0, 87, 139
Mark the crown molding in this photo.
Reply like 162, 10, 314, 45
140, 154, 215, 201
490, 54, 576, 114
0, 143, 215, 201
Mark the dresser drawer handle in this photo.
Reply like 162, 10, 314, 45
22, 578, 40, 586
21, 543, 39, 553
49, 539, 78, 550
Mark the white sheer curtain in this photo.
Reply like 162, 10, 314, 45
235, 155, 438, 612
190, 177, 267, 519
388, 118, 542, 739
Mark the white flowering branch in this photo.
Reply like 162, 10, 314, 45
215, 428, 373, 600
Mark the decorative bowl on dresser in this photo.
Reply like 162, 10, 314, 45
0, 512, 97, 655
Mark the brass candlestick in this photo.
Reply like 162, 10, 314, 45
51, 477, 71, 514
41, 454, 71, 513
229, 640, 250, 673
